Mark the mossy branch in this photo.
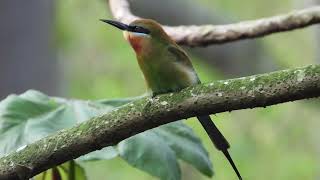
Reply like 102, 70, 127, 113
0, 65, 320, 179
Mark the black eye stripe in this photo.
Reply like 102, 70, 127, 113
129, 26, 150, 34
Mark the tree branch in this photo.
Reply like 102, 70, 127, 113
0, 65, 319, 179
108, 0, 320, 46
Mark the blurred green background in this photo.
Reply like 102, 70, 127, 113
1, 0, 319, 179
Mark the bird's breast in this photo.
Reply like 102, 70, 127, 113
124, 31, 150, 54
129, 37, 142, 53
138, 58, 199, 94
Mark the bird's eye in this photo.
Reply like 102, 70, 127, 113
134, 26, 141, 31
134, 26, 143, 32
130, 26, 150, 34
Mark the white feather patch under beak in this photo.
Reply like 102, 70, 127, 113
123, 31, 130, 41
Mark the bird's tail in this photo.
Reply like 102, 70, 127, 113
197, 115, 242, 180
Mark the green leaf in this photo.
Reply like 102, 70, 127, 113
76, 147, 118, 161
118, 131, 181, 180
0, 90, 68, 155
97, 94, 146, 107
117, 121, 213, 179
0, 90, 118, 158
154, 122, 213, 177
0, 90, 213, 180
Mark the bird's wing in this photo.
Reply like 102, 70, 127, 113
167, 45, 201, 84
167, 45, 194, 67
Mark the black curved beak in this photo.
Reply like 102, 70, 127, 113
101, 19, 150, 34
100, 19, 130, 31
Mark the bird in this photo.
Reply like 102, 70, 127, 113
101, 18, 242, 180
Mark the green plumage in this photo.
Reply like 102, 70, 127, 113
103, 18, 242, 179
128, 20, 199, 94
136, 44, 199, 95
128, 19, 242, 179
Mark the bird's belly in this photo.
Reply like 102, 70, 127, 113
144, 63, 199, 94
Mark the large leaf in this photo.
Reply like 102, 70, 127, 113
118, 131, 181, 180
154, 122, 213, 177
117, 122, 213, 180
0, 91, 67, 155
0, 90, 117, 158
0, 90, 213, 180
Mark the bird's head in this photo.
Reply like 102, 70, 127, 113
101, 19, 172, 54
